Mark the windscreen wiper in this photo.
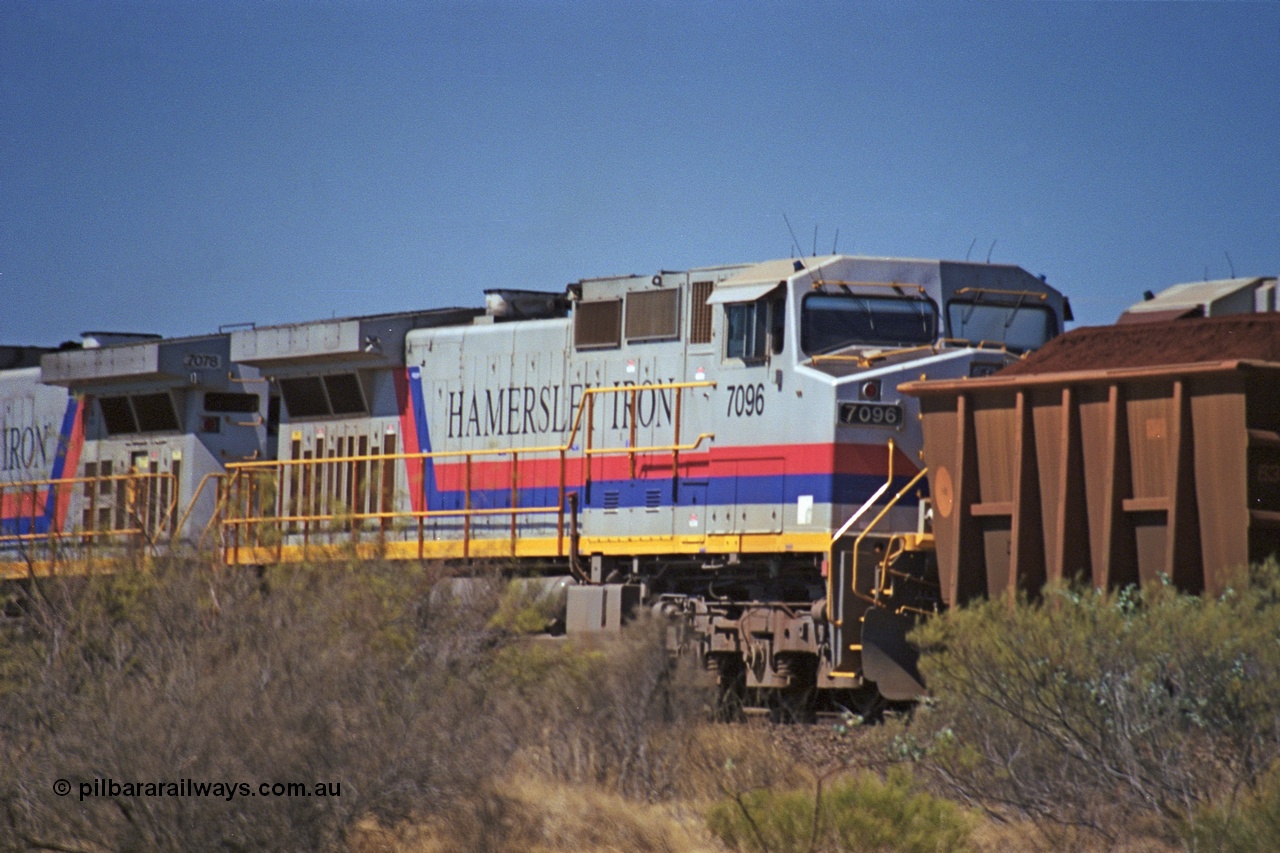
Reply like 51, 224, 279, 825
1003, 292, 1028, 330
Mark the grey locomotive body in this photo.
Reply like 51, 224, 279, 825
5, 254, 1067, 710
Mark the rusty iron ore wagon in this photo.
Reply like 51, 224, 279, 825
901, 312, 1280, 609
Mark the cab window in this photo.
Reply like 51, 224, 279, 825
801, 293, 937, 355
725, 301, 768, 360
946, 300, 1056, 352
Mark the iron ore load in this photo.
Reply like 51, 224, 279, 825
1, 254, 1068, 716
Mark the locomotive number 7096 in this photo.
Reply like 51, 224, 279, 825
725, 383, 766, 417
839, 402, 902, 427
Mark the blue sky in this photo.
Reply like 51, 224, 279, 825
3, 1, 1278, 346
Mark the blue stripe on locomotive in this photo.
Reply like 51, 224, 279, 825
1, 397, 81, 539
402, 372, 921, 519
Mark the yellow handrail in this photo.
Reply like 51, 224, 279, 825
954, 286, 1048, 301
0, 471, 168, 490
175, 471, 225, 544
218, 380, 717, 561
808, 339, 1011, 367
2, 381, 718, 561
0, 527, 147, 544
223, 432, 715, 473
810, 280, 928, 295
851, 468, 929, 609
826, 439, 894, 623
810, 345, 939, 367
0, 472, 178, 549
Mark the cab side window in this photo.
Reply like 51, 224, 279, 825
725, 301, 767, 360
769, 294, 785, 354
725, 295, 784, 361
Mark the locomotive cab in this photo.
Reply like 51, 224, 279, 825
652, 255, 1068, 709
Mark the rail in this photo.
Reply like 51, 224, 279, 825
172, 471, 226, 544
218, 380, 716, 562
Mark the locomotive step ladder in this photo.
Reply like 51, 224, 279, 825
826, 438, 933, 698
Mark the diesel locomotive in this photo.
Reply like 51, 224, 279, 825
2, 254, 1069, 714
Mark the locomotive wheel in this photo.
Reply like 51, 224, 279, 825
770, 683, 817, 724
709, 654, 746, 723
839, 683, 888, 724
769, 653, 817, 724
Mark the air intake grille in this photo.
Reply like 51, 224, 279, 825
690, 281, 714, 344
625, 288, 680, 342
575, 300, 622, 349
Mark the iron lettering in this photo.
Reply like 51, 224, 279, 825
610, 380, 675, 431
1, 420, 51, 473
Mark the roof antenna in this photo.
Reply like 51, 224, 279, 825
812, 224, 818, 257
965, 238, 977, 262
782, 213, 826, 284
1225, 251, 1236, 278
985, 239, 997, 263
832, 229, 839, 255
783, 214, 806, 265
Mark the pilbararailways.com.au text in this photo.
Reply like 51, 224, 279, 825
54, 778, 341, 802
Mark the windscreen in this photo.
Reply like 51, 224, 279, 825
801, 293, 938, 355
947, 301, 1057, 352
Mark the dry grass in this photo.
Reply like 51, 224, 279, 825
969, 819, 1181, 853
9, 555, 1277, 852
350, 776, 726, 853
498, 776, 724, 853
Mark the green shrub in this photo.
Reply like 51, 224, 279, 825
909, 559, 1280, 843
1188, 762, 1280, 852
705, 769, 976, 853
488, 576, 570, 634
492, 633, 606, 687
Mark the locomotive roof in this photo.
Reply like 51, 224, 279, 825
229, 305, 481, 369
1118, 276, 1277, 323
717, 255, 1054, 303
0, 346, 55, 370
40, 331, 237, 388
704, 255, 844, 302
234, 305, 479, 333
576, 254, 1054, 304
